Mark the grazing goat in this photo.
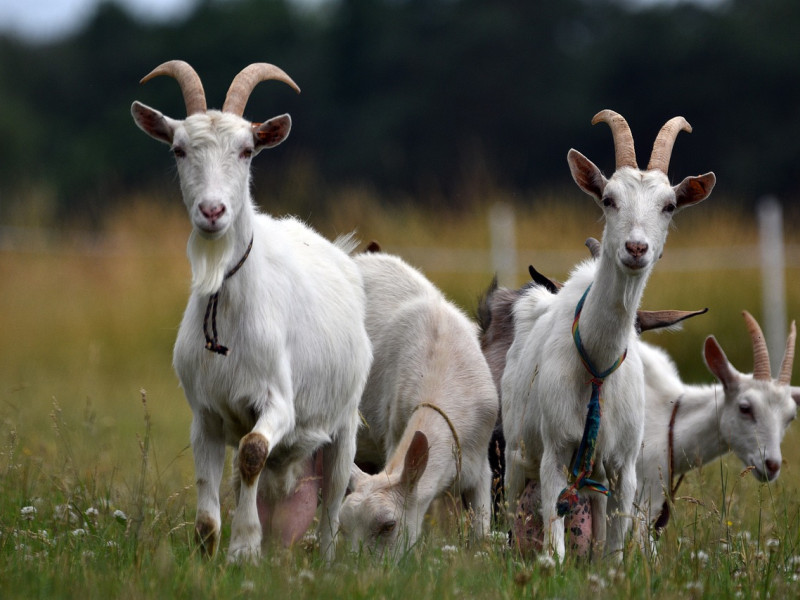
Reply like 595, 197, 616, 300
338, 252, 497, 558
637, 312, 799, 532
131, 61, 372, 563
501, 110, 715, 559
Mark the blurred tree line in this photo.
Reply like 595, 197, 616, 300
1, 0, 798, 226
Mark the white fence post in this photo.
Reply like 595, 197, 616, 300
758, 195, 787, 375
489, 202, 517, 288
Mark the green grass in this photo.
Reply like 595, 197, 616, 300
1, 194, 799, 598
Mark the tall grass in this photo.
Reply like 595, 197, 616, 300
1, 193, 799, 598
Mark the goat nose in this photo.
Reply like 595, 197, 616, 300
765, 458, 780, 477
625, 241, 648, 259
199, 201, 225, 222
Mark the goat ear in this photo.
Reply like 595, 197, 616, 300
131, 101, 176, 145
704, 335, 739, 391
674, 172, 716, 209
348, 463, 369, 492
400, 431, 429, 494
567, 149, 607, 202
791, 387, 800, 407
253, 114, 292, 150
636, 308, 708, 334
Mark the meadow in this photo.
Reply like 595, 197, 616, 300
1, 191, 799, 599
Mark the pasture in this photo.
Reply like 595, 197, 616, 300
1, 192, 799, 598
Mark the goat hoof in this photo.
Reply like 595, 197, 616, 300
239, 433, 269, 486
227, 542, 262, 565
195, 516, 219, 558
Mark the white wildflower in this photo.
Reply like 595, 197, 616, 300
489, 530, 508, 546
241, 580, 255, 593
474, 551, 489, 560
787, 555, 800, 571
85, 507, 100, 519
691, 550, 709, 565
106, 541, 119, 549
20, 506, 37, 520
537, 555, 556, 571
298, 569, 314, 583
71, 528, 87, 537
55, 504, 80, 524
685, 581, 703, 592
766, 538, 780, 552
587, 573, 607, 590
113, 509, 128, 523
441, 544, 459, 555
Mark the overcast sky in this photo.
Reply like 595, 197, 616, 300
0, 0, 724, 42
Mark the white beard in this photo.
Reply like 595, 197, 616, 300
187, 229, 235, 296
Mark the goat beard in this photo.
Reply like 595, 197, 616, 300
187, 229, 236, 296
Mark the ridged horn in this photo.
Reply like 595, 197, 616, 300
140, 60, 207, 116
647, 116, 692, 173
223, 63, 301, 117
778, 321, 797, 385
591, 109, 637, 170
743, 310, 772, 381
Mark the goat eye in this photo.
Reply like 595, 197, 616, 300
240, 148, 253, 159
172, 147, 186, 158
663, 203, 676, 214
739, 404, 753, 418
602, 197, 616, 209
377, 520, 396, 536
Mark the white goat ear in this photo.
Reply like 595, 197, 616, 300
703, 335, 739, 391
348, 463, 369, 492
253, 114, 292, 150
791, 387, 800, 407
673, 172, 716, 209
131, 101, 177, 145
567, 149, 607, 202
399, 431, 429, 494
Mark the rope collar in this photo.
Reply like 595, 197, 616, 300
556, 283, 628, 517
410, 402, 462, 478
202, 236, 253, 356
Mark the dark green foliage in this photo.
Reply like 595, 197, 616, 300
1, 0, 799, 224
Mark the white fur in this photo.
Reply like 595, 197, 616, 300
636, 338, 800, 530
502, 145, 713, 560
131, 104, 372, 563
339, 252, 498, 558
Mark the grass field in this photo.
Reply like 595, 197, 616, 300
1, 193, 799, 598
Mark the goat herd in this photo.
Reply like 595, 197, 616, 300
130, 61, 800, 565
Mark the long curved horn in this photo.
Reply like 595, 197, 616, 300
647, 116, 692, 173
140, 60, 207, 116
592, 109, 637, 170
778, 321, 797, 385
223, 63, 301, 117
743, 310, 772, 381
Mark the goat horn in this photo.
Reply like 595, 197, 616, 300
223, 63, 301, 117
743, 310, 772, 381
585, 237, 601, 259
647, 116, 692, 173
778, 320, 797, 385
591, 109, 637, 170
140, 60, 207, 116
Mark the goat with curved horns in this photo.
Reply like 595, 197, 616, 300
131, 61, 372, 563
501, 110, 715, 560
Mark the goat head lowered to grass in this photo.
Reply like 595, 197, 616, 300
131, 61, 372, 563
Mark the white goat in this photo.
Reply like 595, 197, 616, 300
501, 110, 715, 560
338, 251, 497, 558
130, 61, 372, 563
480, 272, 798, 551
638, 311, 799, 532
